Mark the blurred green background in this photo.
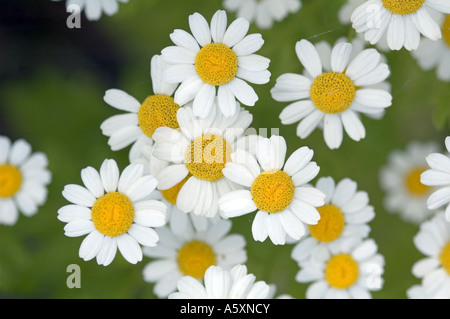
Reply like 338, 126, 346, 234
0, 0, 449, 299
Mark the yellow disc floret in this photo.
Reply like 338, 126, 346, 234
443, 15, 450, 47
325, 254, 359, 289
177, 240, 216, 279
310, 72, 356, 114
195, 43, 238, 86
0, 164, 22, 198
406, 168, 430, 196
309, 204, 345, 242
138, 94, 180, 139
440, 242, 450, 274
382, 0, 425, 15
161, 175, 191, 205
250, 169, 295, 214
91, 192, 134, 237
185, 134, 232, 182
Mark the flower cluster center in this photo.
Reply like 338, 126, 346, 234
382, 0, 425, 15
177, 240, 216, 279
185, 134, 232, 182
138, 94, 180, 139
250, 169, 295, 213
325, 254, 359, 289
406, 167, 429, 195
0, 164, 22, 198
91, 192, 134, 237
195, 43, 238, 86
309, 204, 345, 242
443, 15, 450, 47
310, 72, 356, 114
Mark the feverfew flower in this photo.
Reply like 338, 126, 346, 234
291, 176, 375, 264
380, 141, 439, 224
411, 211, 450, 298
271, 39, 392, 149
412, 14, 450, 82
142, 209, 247, 298
222, 0, 302, 29
152, 105, 253, 218
58, 159, 167, 266
51, 0, 129, 21
161, 10, 270, 118
168, 264, 270, 299
100, 55, 179, 160
0, 136, 51, 225
219, 135, 325, 245
421, 136, 450, 221
295, 237, 385, 299
351, 0, 450, 51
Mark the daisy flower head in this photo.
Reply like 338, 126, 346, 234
0, 136, 51, 225
421, 136, 450, 221
295, 236, 385, 299
271, 39, 392, 149
100, 55, 180, 160
291, 176, 375, 264
411, 211, 450, 298
161, 9, 271, 118
380, 141, 439, 224
219, 135, 326, 245
57, 159, 167, 266
351, 0, 450, 51
151, 104, 253, 218
222, 0, 302, 29
168, 264, 270, 299
51, 0, 129, 21
142, 209, 247, 298
412, 14, 450, 82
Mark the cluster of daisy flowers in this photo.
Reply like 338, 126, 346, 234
30, 0, 450, 299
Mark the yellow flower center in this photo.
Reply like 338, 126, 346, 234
195, 43, 238, 86
250, 169, 295, 213
138, 94, 180, 139
310, 72, 356, 114
161, 175, 191, 205
0, 164, 22, 198
91, 192, 134, 237
440, 242, 450, 274
443, 15, 450, 47
406, 168, 430, 196
382, 0, 425, 15
325, 254, 359, 289
309, 204, 345, 242
177, 240, 216, 279
185, 134, 232, 182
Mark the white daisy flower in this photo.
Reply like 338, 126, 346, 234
142, 209, 247, 298
151, 104, 253, 218
161, 9, 271, 118
168, 264, 270, 299
295, 236, 385, 299
291, 176, 375, 264
380, 141, 439, 224
219, 135, 325, 245
412, 14, 450, 82
338, 0, 390, 51
351, 0, 450, 51
51, 0, 129, 21
100, 55, 180, 160
57, 158, 167, 266
0, 136, 51, 225
271, 39, 392, 149
222, 0, 302, 29
421, 136, 450, 221
411, 211, 450, 298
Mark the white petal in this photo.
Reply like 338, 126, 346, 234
211, 10, 227, 43
128, 224, 160, 247
232, 34, 264, 56
103, 89, 140, 113
62, 184, 96, 207
283, 146, 314, 177
189, 12, 211, 47
219, 190, 256, 218
341, 110, 366, 142
169, 29, 200, 53
331, 42, 352, 73
223, 17, 249, 48
117, 233, 143, 264
323, 114, 343, 150
295, 39, 322, 78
